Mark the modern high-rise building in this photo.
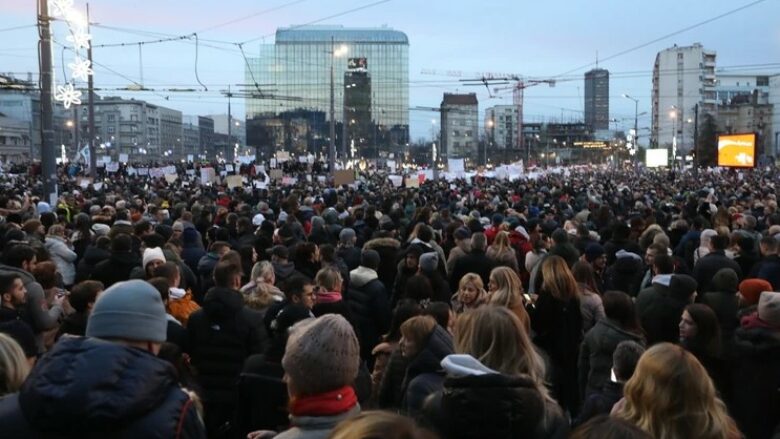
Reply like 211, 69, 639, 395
584, 68, 609, 130
652, 43, 717, 152
245, 25, 409, 158
484, 105, 519, 150
441, 93, 478, 160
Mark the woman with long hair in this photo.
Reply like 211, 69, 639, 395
487, 266, 530, 332
615, 343, 740, 439
579, 290, 645, 399
0, 333, 30, 396
572, 261, 605, 332
371, 300, 421, 405
397, 315, 453, 414
679, 304, 729, 400
422, 306, 567, 439
451, 273, 487, 313
486, 231, 519, 273
532, 254, 583, 415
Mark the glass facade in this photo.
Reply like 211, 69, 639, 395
245, 26, 409, 159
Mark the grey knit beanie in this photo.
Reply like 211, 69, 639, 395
86, 280, 167, 343
282, 314, 359, 395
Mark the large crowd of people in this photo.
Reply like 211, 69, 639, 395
0, 161, 779, 439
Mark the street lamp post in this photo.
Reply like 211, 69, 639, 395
431, 119, 438, 180
486, 117, 494, 167
622, 94, 639, 167
670, 106, 678, 167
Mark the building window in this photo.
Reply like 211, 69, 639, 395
107, 114, 115, 123
107, 126, 115, 135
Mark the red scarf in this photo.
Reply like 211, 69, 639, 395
741, 312, 780, 330
289, 386, 357, 417
315, 291, 343, 304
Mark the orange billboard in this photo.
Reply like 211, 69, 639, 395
718, 133, 756, 168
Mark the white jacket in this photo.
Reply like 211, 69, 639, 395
45, 236, 77, 285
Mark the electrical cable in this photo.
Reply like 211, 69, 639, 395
193, 33, 208, 91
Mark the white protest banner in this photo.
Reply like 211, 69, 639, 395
200, 167, 215, 184
386, 160, 396, 172
447, 158, 465, 173
93, 182, 103, 191
388, 175, 403, 187
225, 164, 234, 173
186, 169, 195, 176
163, 165, 176, 175
186, 154, 194, 163
270, 159, 277, 168
164, 174, 178, 184
136, 168, 149, 176
105, 162, 119, 173
127, 167, 137, 176
405, 177, 419, 188
119, 154, 129, 163
149, 168, 165, 179
282, 176, 297, 186
298, 156, 307, 164
276, 151, 290, 162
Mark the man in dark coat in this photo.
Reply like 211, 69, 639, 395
363, 232, 402, 293
749, 236, 780, 290
449, 232, 495, 293
347, 249, 391, 362
549, 229, 580, 268
693, 234, 743, 294
635, 271, 697, 346
337, 228, 362, 272
186, 261, 268, 437
0, 279, 206, 438
91, 233, 141, 288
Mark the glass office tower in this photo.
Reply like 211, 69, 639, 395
246, 25, 409, 159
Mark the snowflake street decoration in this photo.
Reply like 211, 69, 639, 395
66, 32, 91, 50
54, 83, 82, 109
50, 0, 74, 17
68, 57, 93, 81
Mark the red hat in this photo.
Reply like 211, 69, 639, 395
739, 278, 773, 306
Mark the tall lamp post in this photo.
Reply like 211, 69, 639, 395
670, 106, 678, 167
622, 94, 639, 166
486, 117, 494, 166
431, 119, 438, 180
327, 38, 347, 176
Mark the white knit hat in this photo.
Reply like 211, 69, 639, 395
142, 247, 166, 268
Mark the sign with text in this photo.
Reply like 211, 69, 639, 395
718, 133, 756, 168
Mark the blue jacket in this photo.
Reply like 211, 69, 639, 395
0, 336, 206, 438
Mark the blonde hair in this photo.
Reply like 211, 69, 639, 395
617, 343, 740, 439
251, 261, 274, 284
315, 267, 342, 291
244, 283, 276, 311
400, 315, 437, 348
488, 267, 530, 331
329, 411, 437, 439
458, 273, 484, 293
0, 333, 30, 396
47, 224, 65, 237
491, 231, 512, 253
541, 255, 578, 301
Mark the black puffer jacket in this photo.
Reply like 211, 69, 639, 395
90, 252, 141, 288
75, 245, 110, 284
0, 337, 205, 438
186, 287, 268, 407
424, 372, 568, 439
364, 237, 402, 292
347, 267, 391, 361
578, 319, 644, 398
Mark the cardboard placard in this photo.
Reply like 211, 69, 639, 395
334, 170, 355, 187
269, 169, 284, 181
226, 175, 243, 189
164, 174, 178, 184
405, 177, 419, 188
119, 154, 129, 163
200, 167, 215, 183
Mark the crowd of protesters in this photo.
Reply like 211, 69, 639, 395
0, 160, 778, 439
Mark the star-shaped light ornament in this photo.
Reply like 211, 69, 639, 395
49, 0, 74, 18
68, 57, 93, 82
54, 83, 82, 109
66, 32, 91, 50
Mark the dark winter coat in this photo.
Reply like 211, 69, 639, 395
90, 252, 141, 288
182, 245, 207, 277
364, 237, 402, 292
56, 311, 88, 339
531, 290, 583, 413
700, 290, 739, 347
573, 381, 624, 428
196, 252, 220, 293
377, 347, 411, 409
186, 287, 268, 408
401, 325, 453, 414
449, 249, 495, 293
729, 326, 780, 439
578, 319, 644, 398
338, 246, 362, 272
235, 353, 289, 436
271, 260, 299, 292
423, 373, 569, 439
75, 245, 110, 284
693, 251, 743, 294
750, 254, 780, 290
347, 267, 392, 361
603, 239, 642, 266
0, 337, 206, 438
635, 278, 694, 346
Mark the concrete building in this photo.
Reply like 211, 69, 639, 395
716, 96, 773, 159
716, 73, 771, 105
484, 105, 519, 150
441, 93, 478, 160
652, 43, 717, 153
768, 75, 780, 160
584, 68, 610, 130
208, 114, 246, 146
246, 25, 409, 157
0, 114, 31, 162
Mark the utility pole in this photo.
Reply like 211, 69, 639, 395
693, 103, 699, 176
86, 3, 96, 176
227, 84, 232, 162
328, 37, 336, 176
38, 0, 57, 204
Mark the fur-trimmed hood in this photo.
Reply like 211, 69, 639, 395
364, 237, 401, 251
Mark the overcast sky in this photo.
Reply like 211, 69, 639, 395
2, 0, 779, 140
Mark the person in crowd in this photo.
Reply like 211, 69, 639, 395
148, 277, 187, 348
197, 240, 231, 294
0, 279, 206, 437
348, 249, 391, 362
604, 223, 642, 266
393, 246, 424, 306
574, 341, 645, 427
549, 228, 580, 268
0, 320, 38, 370
422, 305, 567, 438
186, 261, 268, 437
699, 268, 740, 346
0, 245, 65, 351
579, 290, 645, 400
153, 261, 200, 326
91, 233, 140, 288
422, 302, 455, 334
445, 227, 471, 276
486, 231, 519, 273
531, 254, 583, 414
749, 235, 780, 289
0, 333, 29, 397
338, 228, 362, 272
362, 229, 402, 292
604, 249, 645, 298
484, 213, 503, 245
614, 343, 740, 439
638, 243, 667, 291
581, 243, 607, 294
488, 266, 531, 331
737, 278, 773, 316
371, 300, 421, 403
694, 234, 743, 294
57, 280, 103, 339
569, 415, 653, 439
571, 261, 605, 332
242, 260, 285, 303
0, 273, 31, 328
732, 234, 758, 278
181, 226, 207, 275
293, 241, 321, 282
44, 225, 77, 287
730, 291, 780, 439
270, 314, 361, 439
136, 246, 166, 279
329, 411, 437, 439
75, 235, 111, 283
694, 229, 718, 266
636, 263, 698, 345
417, 252, 450, 303
397, 315, 453, 414
679, 304, 728, 399
449, 232, 494, 293
268, 244, 298, 292
450, 272, 487, 314
312, 266, 351, 321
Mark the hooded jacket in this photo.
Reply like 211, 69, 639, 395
186, 287, 268, 407
91, 251, 141, 288
363, 237, 402, 292
0, 264, 63, 351
75, 245, 111, 284
423, 355, 568, 439
44, 235, 77, 285
578, 319, 644, 398
0, 337, 206, 438
635, 274, 697, 346
700, 269, 740, 345
347, 266, 391, 361
693, 250, 743, 294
